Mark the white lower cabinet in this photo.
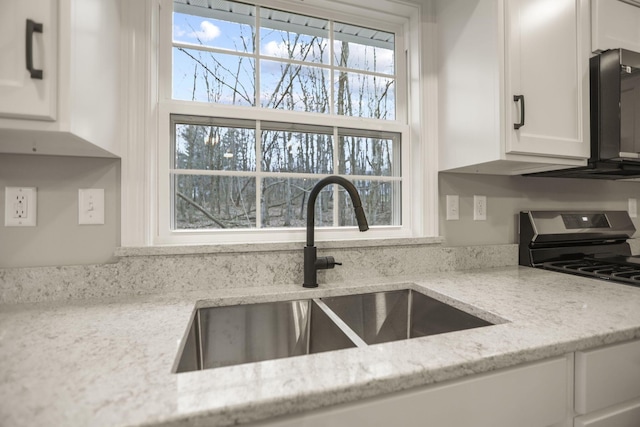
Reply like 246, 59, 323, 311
249, 339, 640, 426
252, 355, 573, 427
574, 399, 640, 427
574, 339, 640, 427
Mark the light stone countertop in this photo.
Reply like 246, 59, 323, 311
2, 266, 640, 427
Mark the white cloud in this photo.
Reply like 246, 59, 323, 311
263, 40, 312, 60
263, 40, 294, 57
262, 39, 329, 63
174, 25, 186, 38
189, 21, 221, 42
335, 42, 394, 74
260, 39, 393, 73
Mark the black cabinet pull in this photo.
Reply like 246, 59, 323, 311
26, 19, 43, 80
513, 94, 525, 129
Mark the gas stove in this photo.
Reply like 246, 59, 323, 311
519, 211, 640, 287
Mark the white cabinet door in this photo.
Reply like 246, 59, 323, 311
574, 398, 640, 427
253, 356, 573, 427
0, 0, 57, 120
0, 0, 120, 158
437, 0, 590, 175
505, 0, 590, 159
575, 339, 640, 415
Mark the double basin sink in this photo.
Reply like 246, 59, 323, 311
175, 288, 495, 373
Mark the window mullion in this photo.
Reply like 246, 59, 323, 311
393, 134, 402, 226
333, 127, 339, 227
329, 20, 335, 116
256, 120, 263, 228
255, 7, 262, 229
255, 5, 261, 108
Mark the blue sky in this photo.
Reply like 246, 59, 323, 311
171, 10, 395, 116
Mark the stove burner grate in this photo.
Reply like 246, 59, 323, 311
540, 259, 640, 286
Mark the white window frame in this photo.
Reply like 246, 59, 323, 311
119, 0, 437, 247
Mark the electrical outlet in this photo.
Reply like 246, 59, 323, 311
446, 195, 459, 220
4, 187, 37, 226
474, 195, 487, 221
79, 188, 105, 225
629, 198, 638, 218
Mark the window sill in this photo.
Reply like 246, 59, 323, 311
114, 236, 444, 258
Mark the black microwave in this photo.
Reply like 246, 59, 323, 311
594, 49, 640, 161
526, 48, 640, 179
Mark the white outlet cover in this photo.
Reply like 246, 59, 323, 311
629, 198, 637, 218
78, 188, 105, 225
473, 195, 487, 221
4, 187, 37, 226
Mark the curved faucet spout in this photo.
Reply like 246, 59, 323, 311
306, 176, 369, 246
303, 176, 369, 288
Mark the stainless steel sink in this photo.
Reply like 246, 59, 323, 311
174, 289, 495, 373
175, 299, 361, 372
320, 289, 493, 345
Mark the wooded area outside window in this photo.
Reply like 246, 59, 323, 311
172, 115, 400, 229
159, 0, 411, 240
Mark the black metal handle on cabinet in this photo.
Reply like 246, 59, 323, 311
513, 95, 525, 129
26, 19, 43, 80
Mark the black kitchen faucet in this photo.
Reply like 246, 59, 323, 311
303, 176, 369, 288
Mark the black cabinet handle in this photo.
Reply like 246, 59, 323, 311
26, 19, 43, 79
513, 95, 525, 129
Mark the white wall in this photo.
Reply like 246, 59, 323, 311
2, 153, 640, 268
439, 173, 640, 246
0, 154, 120, 268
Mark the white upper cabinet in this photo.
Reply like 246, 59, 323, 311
0, 0, 121, 158
0, 0, 57, 121
592, 0, 640, 53
437, 0, 591, 175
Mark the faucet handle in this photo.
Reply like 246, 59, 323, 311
315, 256, 342, 270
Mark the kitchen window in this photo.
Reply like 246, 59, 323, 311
146, 0, 431, 245
172, 116, 401, 230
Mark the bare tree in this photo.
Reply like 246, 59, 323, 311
174, 14, 394, 229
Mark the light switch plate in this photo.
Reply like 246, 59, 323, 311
4, 187, 37, 226
446, 195, 459, 220
78, 188, 105, 225
629, 198, 637, 218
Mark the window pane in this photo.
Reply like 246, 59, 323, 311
173, 8, 255, 53
338, 135, 395, 176
173, 47, 255, 105
260, 8, 329, 64
173, 11, 255, 53
333, 24, 394, 75
338, 180, 399, 226
175, 123, 256, 171
334, 71, 395, 119
261, 178, 333, 228
262, 129, 333, 173
174, 175, 256, 229
260, 60, 329, 112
